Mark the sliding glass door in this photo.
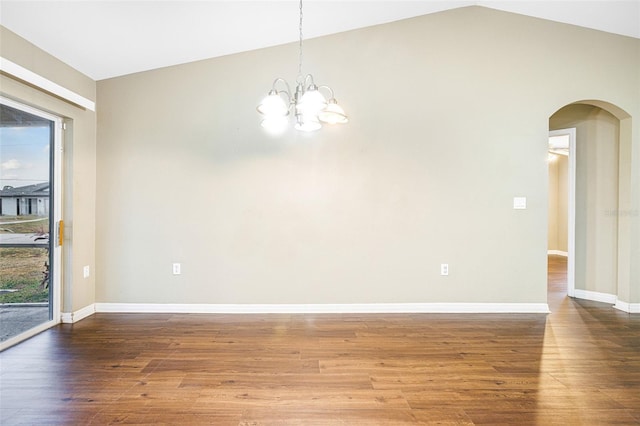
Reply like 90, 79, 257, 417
0, 97, 62, 349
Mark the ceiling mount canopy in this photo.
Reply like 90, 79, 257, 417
257, 0, 348, 133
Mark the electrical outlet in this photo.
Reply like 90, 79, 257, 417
440, 264, 449, 276
83, 265, 90, 278
172, 263, 181, 275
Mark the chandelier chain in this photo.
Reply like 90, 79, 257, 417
298, 0, 303, 80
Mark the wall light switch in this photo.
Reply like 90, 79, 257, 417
441, 264, 449, 276
513, 197, 527, 209
83, 265, 90, 278
172, 263, 181, 275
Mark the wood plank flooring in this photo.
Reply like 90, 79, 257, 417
1, 255, 639, 425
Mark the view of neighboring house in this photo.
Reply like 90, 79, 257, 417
0, 183, 49, 216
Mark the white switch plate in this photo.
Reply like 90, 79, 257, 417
83, 265, 90, 278
513, 197, 527, 209
172, 263, 181, 275
441, 264, 449, 276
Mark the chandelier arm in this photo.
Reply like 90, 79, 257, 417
317, 85, 336, 100
271, 78, 292, 107
280, 91, 292, 107
272, 77, 291, 94
303, 74, 316, 88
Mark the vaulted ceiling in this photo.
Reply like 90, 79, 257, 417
1, 1, 638, 81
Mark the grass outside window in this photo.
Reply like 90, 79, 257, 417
0, 216, 50, 303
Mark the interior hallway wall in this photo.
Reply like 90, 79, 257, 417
548, 154, 568, 254
550, 105, 620, 297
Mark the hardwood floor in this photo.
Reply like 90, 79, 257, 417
1, 255, 639, 425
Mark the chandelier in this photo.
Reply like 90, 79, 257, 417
257, 0, 348, 133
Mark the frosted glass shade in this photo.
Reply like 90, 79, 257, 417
318, 101, 348, 124
261, 116, 289, 133
257, 91, 289, 116
298, 89, 327, 115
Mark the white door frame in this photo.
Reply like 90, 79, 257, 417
549, 128, 576, 297
0, 96, 63, 351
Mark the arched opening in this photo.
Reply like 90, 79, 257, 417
548, 100, 632, 311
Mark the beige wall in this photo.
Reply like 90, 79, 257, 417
548, 159, 559, 251
550, 106, 620, 296
0, 27, 97, 313
548, 154, 568, 253
95, 6, 639, 307
558, 156, 569, 252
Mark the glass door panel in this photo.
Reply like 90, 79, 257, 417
0, 98, 61, 348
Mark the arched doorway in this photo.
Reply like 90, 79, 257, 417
549, 100, 632, 311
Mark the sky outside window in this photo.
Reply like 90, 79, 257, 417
0, 126, 50, 189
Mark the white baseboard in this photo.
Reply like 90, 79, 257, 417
571, 290, 639, 314
573, 289, 617, 305
547, 250, 568, 257
94, 302, 550, 314
614, 300, 640, 314
61, 303, 95, 323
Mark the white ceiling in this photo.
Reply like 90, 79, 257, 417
1, 1, 638, 81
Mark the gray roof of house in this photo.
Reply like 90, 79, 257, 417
0, 183, 50, 197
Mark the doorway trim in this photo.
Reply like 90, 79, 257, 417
549, 127, 576, 298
